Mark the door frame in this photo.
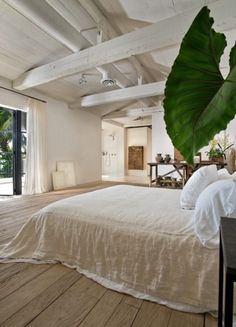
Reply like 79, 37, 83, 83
0, 107, 23, 195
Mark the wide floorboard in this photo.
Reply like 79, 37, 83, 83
0, 182, 217, 326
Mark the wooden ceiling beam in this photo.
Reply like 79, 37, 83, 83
5, 0, 132, 89
45, 0, 132, 89
102, 106, 162, 119
78, 0, 157, 84
81, 82, 165, 107
4, 0, 89, 52
13, 0, 236, 90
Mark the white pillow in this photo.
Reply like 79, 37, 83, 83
194, 179, 236, 249
180, 165, 218, 210
217, 168, 232, 180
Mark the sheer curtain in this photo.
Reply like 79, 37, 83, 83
23, 99, 48, 195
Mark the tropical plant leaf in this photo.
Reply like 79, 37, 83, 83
163, 6, 236, 165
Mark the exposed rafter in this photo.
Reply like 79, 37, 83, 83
13, 0, 236, 91
77, 0, 118, 41
103, 119, 124, 128
78, 0, 157, 83
103, 106, 163, 119
4, 0, 89, 52
4, 0, 131, 89
45, 0, 134, 89
81, 82, 165, 107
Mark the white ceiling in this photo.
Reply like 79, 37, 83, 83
119, 0, 217, 23
0, 0, 234, 126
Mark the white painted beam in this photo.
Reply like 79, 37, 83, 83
78, 0, 157, 84
103, 120, 124, 128
129, 56, 158, 83
13, 0, 236, 90
81, 82, 165, 107
45, 0, 131, 88
77, 0, 118, 40
3, 0, 89, 52
5, 0, 132, 90
103, 106, 163, 119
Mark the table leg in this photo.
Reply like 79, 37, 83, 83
149, 165, 152, 187
218, 233, 223, 327
224, 272, 234, 327
155, 165, 158, 186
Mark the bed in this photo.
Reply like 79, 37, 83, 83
0, 184, 224, 313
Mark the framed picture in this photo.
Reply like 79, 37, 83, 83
128, 146, 144, 170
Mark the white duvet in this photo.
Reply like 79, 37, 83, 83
0, 185, 225, 312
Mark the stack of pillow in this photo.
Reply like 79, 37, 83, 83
180, 165, 236, 248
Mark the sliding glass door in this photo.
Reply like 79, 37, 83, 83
0, 107, 26, 195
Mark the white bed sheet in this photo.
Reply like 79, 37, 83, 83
0, 185, 225, 312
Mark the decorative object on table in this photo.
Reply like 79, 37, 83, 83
155, 153, 164, 163
206, 132, 234, 163
163, 6, 236, 165
164, 176, 172, 187
171, 177, 177, 188
128, 146, 144, 170
194, 152, 202, 164
164, 154, 171, 163
174, 148, 184, 162
226, 147, 236, 173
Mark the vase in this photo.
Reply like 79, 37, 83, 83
155, 153, 163, 163
164, 154, 171, 163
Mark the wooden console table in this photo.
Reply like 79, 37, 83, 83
147, 161, 189, 187
147, 160, 226, 188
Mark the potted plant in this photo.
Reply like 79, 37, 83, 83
207, 148, 224, 163
163, 7, 236, 165
206, 134, 234, 163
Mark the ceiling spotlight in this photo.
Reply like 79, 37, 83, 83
100, 71, 116, 87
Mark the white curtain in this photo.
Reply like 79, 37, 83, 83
23, 99, 48, 195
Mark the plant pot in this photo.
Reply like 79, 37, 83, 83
210, 156, 224, 163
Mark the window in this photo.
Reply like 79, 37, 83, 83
0, 107, 26, 195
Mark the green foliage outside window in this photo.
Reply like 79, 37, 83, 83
0, 108, 13, 178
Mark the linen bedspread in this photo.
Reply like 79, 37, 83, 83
0, 185, 222, 312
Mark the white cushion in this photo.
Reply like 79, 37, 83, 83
180, 165, 218, 210
217, 168, 232, 180
194, 179, 236, 248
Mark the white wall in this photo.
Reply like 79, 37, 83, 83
102, 122, 125, 176
227, 118, 236, 145
126, 127, 151, 176
0, 77, 102, 190
152, 110, 236, 168
46, 100, 101, 188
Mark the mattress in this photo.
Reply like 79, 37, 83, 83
0, 185, 220, 312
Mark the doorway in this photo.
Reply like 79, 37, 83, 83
0, 107, 26, 195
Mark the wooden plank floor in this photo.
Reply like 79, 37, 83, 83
0, 182, 217, 327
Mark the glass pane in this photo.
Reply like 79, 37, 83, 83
21, 127, 27, 193
0, 108, 13, 195
21, 111, 27, 132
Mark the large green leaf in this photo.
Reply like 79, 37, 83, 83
163, 6, 236, 165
